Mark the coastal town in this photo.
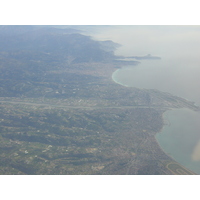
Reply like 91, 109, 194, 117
0, 26, 198, 175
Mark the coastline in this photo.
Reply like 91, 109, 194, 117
111, 69, 129, 87
111, 67, 198, 175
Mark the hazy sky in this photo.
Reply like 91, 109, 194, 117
90, 25, 200, 61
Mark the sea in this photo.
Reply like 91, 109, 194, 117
89, 25, 200, 174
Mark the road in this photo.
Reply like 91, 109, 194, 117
0, 100, 170, 110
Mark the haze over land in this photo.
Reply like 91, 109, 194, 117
0, 25, 199, 175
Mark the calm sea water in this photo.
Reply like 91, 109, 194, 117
112, 59, 200, 174
156, 109, 200, 174
90, 25, 200, 174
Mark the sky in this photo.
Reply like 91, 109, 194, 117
89, 25, 200, 60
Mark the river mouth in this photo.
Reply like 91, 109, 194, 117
111, 61, 200, 175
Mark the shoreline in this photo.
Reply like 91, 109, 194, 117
111, 66, 198, 175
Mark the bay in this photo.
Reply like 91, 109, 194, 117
156, 108, 200, 174
112, 59, 200, 174
90, 25, 200, 174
